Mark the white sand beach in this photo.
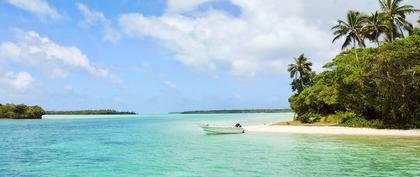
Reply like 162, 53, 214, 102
245, 125, 420, 136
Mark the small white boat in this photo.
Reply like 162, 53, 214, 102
201, 124, 245, 134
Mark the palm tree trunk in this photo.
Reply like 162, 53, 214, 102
398, 25, 405, 38
299, 72, 304, 93
389, 19, 395, 42
353, 39, 359, 62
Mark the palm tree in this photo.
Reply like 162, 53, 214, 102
379, 0, 419, 41
288, 54, 313, 94
332, 10, 367, 60
364, 11, 389, 46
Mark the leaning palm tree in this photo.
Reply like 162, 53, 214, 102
288, 54, 313, 94
379, 0, 419, 41
364, 11, 389, 46
332, 10, 367, 60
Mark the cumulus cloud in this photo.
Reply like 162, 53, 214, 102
6, 0, 62, 21
0, 29, 121, 84
76, 3, 120, 43
0, 71, 34, 93
118, 0, 420, 78
118, 0, 336, 77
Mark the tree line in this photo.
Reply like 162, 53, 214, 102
288, 0, 420, 129
45, 110, 136, 115
179, 109, 292, 114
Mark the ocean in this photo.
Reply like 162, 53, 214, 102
0, 113, 419, 176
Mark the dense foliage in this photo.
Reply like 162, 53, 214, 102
289, 0, 419, 129
45, 110, 136, 115
290, 30, 420, 129
0, 104, 45, 119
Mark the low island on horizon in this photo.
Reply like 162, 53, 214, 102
45, 110, 136, 115
172, 109, 292, 114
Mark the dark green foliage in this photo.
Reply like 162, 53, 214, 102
288, 54, 314, 94
45, 110, 136, 115
341, 117, 384, 128
291, 0, 419, 128
364, 11, 390, 46
378, 0, 419, 41
290, 30, 420, 128
295, 113, 321, 123
332, 10, 367, 50
334, 112, 361, 124
0, 104, 45, 119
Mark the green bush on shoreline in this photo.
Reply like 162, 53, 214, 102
289, 30, 420, 129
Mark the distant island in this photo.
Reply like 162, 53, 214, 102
175, 109, 292, 114
45, 109, 136, 115
0, 104, 45, 119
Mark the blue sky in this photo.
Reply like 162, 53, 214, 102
0, 0, 419, 113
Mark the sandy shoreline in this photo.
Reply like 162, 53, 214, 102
244, 125, 420, 136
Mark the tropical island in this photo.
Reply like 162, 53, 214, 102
176, 109, 292, 114
0, 104, 45, 119
282, 0, 420, 129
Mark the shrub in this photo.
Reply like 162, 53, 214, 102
340, 117, 384, 128
296, 113, 321, 123
334, 112, 359, 124
322, 114, 342, 124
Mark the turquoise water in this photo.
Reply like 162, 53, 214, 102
1, 113, 419, 176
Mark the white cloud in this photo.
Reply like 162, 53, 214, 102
0, 71, 34, 93
163, 80, 177, 90
76, 3, 120, 43
118, 0, 335, 77
6, 0, 62, 21
0, 29, 121, 84
118, 0, 420, 78
76, 2, 108, 27
166, 0, 213, 13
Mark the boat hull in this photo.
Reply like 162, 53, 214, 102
202, 126, 245, 134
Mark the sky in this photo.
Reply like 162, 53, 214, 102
0, 0, 419, 113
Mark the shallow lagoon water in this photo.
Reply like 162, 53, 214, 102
0, 113, 419, 176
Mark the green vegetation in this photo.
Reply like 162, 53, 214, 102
287, 54, 315, 94
378, 0, 418, 40
288, 0, 420, 129
0, 104, 45, 119
45, 110, 136, 115
0, 104, 136, 118
273, 120, 337, 127
178, 109, 292, 114
332, 10, 367, 60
